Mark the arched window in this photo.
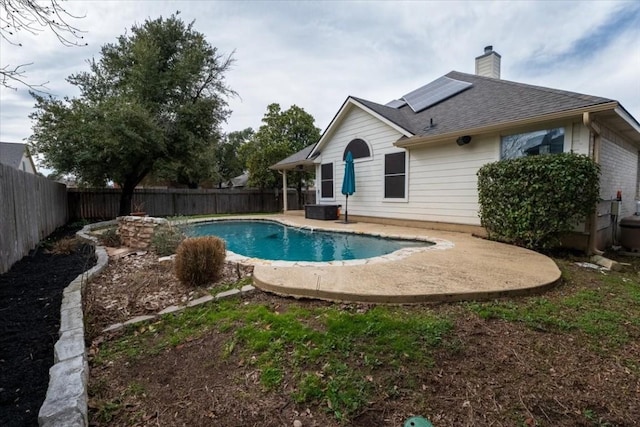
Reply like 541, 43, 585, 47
343, 138, 371, 160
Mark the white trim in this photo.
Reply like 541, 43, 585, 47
310, 97, 413, 158
345, 136, 374, 164
614, 107, 640, 134
319, 161, 336, 202
563, 122, 573, 153
382, 150, 409, 202
396, 102, 618, 149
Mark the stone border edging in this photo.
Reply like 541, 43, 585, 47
101, 283, 256, 333
38, 219, 257, 426
38, 221, 112, 427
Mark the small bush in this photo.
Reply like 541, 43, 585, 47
99, 227, 121, 247
477, 152, 600, 250
175, 236, 226, 287
49, 237, 79, 255
152, 224, 186, 256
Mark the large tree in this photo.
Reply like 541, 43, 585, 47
241, 104, 320, 195
215, 127, 253, 188
29, 14, 234, 214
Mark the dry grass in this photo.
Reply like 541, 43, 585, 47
175, 236, 226, 287
48, 236, 79, 255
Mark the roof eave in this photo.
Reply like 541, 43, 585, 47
394, 102, 619, 149
614, 106, 640, 135
310, 97, 414, 158
269, 160, 316, 171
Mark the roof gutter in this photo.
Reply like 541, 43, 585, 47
614, 106, 640, 135
269, 160, 315, 171
583, 111, 604, 256
395, 102, 618, 149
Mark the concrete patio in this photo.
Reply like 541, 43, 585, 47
202, 214, 562, 304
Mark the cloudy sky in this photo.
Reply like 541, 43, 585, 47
1, 0, 639, 171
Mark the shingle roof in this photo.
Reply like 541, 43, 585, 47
0, 142, 28, 169
270, 144, 317, 170
355, 71, 614, 138
271, 70, 628, 168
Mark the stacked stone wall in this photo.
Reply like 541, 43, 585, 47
118, 216, 168, 249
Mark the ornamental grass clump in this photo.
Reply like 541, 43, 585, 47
152, 223, 186, 256
175, 236, 226, 287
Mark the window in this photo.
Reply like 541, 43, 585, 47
343, 138, 371, 160
320, 163, 333, 198
501, 128, 565, 160
384, 152, 406, 199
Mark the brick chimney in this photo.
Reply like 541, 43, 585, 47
475, 45, 501, 79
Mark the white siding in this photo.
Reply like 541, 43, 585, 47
404, 135, 498, 225
316, 107, 609, 228
20, 155, 36, 174
316, 105, 501, 225
315, 106, 405, 214
570, 122, 591, 155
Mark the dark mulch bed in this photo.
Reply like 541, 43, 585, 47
0, 225, 96, 427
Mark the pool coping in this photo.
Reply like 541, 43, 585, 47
184, 216, 455, 267
183, 215, 562, 304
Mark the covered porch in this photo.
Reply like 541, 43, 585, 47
269, 143, 318, 214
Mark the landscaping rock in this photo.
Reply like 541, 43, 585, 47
215, 288, 241, 300
60, 306, 84, 334
187, 294, 214, 307
54, 329, 86, 363
38, 356, 88, 427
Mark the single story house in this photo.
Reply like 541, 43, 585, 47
271, 46, 640, 252
0, 142, 37, 174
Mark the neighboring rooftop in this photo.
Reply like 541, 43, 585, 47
0, 142, 29, 169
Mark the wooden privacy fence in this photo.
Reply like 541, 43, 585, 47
0, 164, 68, 274
68, 188, 316, 220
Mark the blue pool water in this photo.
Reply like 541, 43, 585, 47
190, 220, 431, 262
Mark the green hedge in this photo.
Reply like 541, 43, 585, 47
477, 153, 600, 250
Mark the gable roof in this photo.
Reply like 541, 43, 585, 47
358, 71, 617, 140
307, 97, 415, 159
0, 142, 30, 169
271, 70, 639, 169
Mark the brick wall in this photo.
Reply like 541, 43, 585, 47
599, 124, 639, 219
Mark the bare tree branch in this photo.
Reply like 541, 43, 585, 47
1, 0, 86, 89
1, 62, 49, 91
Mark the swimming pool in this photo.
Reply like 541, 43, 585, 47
190, 220, 432, 262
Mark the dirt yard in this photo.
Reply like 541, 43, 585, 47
85, 249, 640, 427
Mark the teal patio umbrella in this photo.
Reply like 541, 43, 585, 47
341, 151, 356, 223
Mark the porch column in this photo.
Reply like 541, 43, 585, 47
282, 170, 288, 213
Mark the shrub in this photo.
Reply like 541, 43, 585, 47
99, 227, 121, 247
477, 152, 600, 250
49, 236, 79, 255
174, 236, 226, 287
152, 223, 187, 256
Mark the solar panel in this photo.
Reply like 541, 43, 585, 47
401, 76, 472, 113
385, 99, 407, 108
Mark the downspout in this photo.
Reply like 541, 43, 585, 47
583, 112, 604, 255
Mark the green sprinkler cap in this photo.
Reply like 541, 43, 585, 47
403, 416, 434, 427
